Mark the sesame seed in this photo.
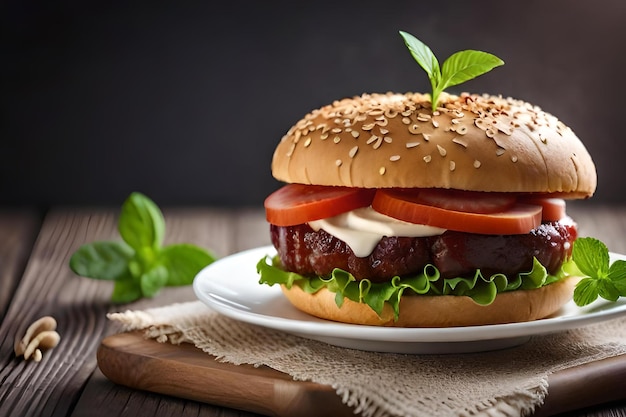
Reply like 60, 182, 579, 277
367, 135, 378, 145
384, 109, 398, 118
409, 124, 420, 134
432, 120, 439, 128
422, 133, 431, 141
449, 161, 456, 171
335, 159, 342, 167
390, 155, 401, 161
333, 136, 341, 144
437, 145, 447, 157
362, 123, 375, 131
321, 132, 329, 140
379, 166, 386, 175
349, 146, 358, 158
402, 117, 411, 125
304, 137, 312, 147
473, 160, 482, 168
379, 128, 389, 135
375, 118, 389, 127
417, 113, 431, 121
351, 130, 360, 138
496, 147, 505, 156
511, 155, 518, 163
331, 128, 342, 133
452, 137, 467, 148
406, 142, 420, 148
423, 155, 432, 163
384, 137, 393, 143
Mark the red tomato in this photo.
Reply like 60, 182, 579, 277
372, 189, 542, 235
265, 184, 376, 226
408, 188, 517, 214
520, 197, 566, 221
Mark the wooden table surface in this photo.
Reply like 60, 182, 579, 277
1, 203, 626, 417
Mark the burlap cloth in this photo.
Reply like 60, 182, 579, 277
108, 301, 626, 417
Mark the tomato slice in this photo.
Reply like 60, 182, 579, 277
372, 189, 542, 235
409, 188, 517, 214
265, 184, 376, 226
520, 197, 566, 221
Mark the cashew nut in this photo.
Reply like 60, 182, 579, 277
14, 316, 60, 361
23, 330, 61, 360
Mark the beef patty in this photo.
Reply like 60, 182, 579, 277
270, 221, 577, 282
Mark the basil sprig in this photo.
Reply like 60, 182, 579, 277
399, 30, 504, 111
70, 192, 216, 303
571, 237, 626, 306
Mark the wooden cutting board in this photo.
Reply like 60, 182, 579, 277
97, 331, 626, 417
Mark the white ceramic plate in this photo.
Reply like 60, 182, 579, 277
193, 245, 626, 354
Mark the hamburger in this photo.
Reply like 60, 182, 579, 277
257, 91, 597, 327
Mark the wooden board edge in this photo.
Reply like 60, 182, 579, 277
534, 353, 626, 416
97, 332, 354, 417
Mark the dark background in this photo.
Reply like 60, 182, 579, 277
2, 0, 625, 209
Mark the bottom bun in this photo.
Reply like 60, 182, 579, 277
280, 276, 579, 327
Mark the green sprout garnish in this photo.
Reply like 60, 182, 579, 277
399, 30, 504, 111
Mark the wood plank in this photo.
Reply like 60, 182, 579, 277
0, 208, 239, 417
0, 209, 41, 319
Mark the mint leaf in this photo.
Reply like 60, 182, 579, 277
140, 265, 169, 298
69, 241, 134, 280
71, 192, 217, 303
573, 277, 600, 307
598, 280, 621, 302
608, 260, 626, 293
399, 30, 503, 111
572, 237, 609, 278
119, 192, 165, 252
160, 243, 216, 286
111, 275, 142, 303
571, 237, 626, 306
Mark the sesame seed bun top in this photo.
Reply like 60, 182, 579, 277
271, 92, 597, 198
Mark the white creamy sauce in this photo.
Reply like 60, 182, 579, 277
308, 207, 446, 257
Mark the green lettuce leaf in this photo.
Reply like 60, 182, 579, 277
257, 255, 568, 321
